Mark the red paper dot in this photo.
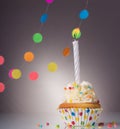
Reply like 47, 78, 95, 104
29, 72, 39, 80
89, 116, 92, 121
71, 121, 75, 125
79, 112, 83, 116
0, 56, 5, 65
0, 82, 5, 93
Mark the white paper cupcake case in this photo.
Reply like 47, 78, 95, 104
58, 108, 103, 127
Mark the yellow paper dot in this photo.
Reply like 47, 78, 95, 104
62, 109, 65, 114
84, 115, 88, 120
48, 62, 58, 72
12, 69, 22, 79
94, 115, 97, 120
91, 109, 94, 114
68, 115, 71, 119
75, 108, 78, 112
86, 123, 91, 128
75, 117, 79, 122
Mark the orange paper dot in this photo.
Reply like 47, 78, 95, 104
24, 51, 34, 62
63, 47, 70, 56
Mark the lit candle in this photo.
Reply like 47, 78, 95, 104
72, 40, 80, 84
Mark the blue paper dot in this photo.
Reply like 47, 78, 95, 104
40, 14, 48, 23
79, 9, 89, 20
86, 108, 90, 113
71, 112, 75, 116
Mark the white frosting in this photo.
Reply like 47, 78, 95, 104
64, 81, 98, 103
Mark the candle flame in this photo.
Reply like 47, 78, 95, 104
72, 28, 81, 39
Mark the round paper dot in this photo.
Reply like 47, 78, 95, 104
0, 56, 5, 65
12, 69, 22, 79
71, 112, 75, 116
33, 33, 43, 43
45, 0, 54, 4
40, 14, 48, 23
0, 82, 5, 93
79, 112, 83, 116
48, 62, 58, 72
24, 51, 34, 62
79, 9, 89, 20
86, 108, 90, 113
72, 28, 81, 39
71, 121, 75, 125
63, 47, 70, 56
29, 71, 39, 80
8, 69, 14, 79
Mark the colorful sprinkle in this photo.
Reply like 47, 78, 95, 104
46, 122, 50, 126
55, 124, 60, 128
107, 123, 113, 128
112, 121, 117, 128
98, 122, 104, 128
40, 124, 43, 128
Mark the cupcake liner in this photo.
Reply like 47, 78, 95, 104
58, 108, 103, 127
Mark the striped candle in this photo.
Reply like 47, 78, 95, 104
72, 40, 80, 84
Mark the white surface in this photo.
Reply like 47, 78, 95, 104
0, 112, 120, 129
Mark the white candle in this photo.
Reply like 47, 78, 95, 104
72, 40, 80, 84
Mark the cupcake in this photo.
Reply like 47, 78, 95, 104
58, 81, 103, 128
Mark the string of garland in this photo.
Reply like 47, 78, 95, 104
0, 0, 89, 93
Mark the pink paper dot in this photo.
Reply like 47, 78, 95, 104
29, 71, 39, 80
45, 0, 54, 4
0, 82, 5, 93
0, 56, 5, 65
8, 69, 14, 79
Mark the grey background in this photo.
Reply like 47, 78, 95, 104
0, 0, 120, 114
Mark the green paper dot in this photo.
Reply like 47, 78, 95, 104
33, 33, 43, 43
